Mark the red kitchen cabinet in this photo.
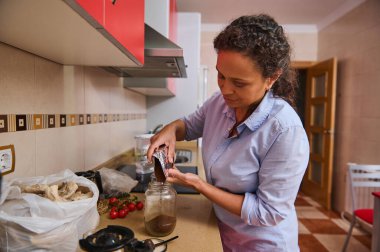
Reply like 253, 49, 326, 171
75, 0, 104, 25
104, 0, 144, 64
0, 0, 144, 67
169, 0, 177, 42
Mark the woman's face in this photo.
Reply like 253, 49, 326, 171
216, 50, 275, 111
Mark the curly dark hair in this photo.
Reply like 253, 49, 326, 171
213, 14, 298, 108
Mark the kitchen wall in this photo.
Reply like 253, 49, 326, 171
318, 0, 380, 212
0, 42, 147, 180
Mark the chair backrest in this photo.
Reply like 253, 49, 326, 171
347, 163, 380, 211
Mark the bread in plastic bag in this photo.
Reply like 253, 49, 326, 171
99, 167, 138, 193
0, 169, 99, 252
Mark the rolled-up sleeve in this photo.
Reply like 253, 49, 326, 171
241, 126, 309, 226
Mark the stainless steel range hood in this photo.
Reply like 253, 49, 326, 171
103, 24, 187, 78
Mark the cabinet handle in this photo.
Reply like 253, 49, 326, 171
112, 0, 117, 5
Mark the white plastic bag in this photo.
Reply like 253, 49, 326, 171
99, 167, 138, 193
0, 169, 99, 252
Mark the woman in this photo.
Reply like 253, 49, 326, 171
147, 14, 309, 251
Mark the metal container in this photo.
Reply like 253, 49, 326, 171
152, 146, 173, 182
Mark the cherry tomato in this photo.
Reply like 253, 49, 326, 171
118, 209, 128, 218
110, 206, 118, 212
108, 197, 118, 205
136, 201, 144, 211
120, 204, 129, 213
109, 210, 118, 219
127, 203, 136, 212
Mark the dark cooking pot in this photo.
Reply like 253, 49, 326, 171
75, 170, 103, 194
79, 225, 168, 252
80, 225, 135, 252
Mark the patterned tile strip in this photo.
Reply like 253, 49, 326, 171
33, 114, 43, 130
0, 114, 8, 133
8, 115, 16, 132
0, 113, 146, 134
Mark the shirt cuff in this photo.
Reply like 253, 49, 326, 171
241, 192, 259, 226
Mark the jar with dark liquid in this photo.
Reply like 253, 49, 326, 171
144, 176, 177, 237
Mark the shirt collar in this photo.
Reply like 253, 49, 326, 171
244, 90, 275, 132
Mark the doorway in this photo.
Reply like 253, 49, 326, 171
294, 58, 338, 210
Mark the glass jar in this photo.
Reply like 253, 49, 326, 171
144, 176, 177, 237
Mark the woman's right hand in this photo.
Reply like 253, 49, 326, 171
147, 124, 177, 164
147, 119, 186, 164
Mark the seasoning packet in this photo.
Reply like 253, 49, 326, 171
152, 146, 173, 182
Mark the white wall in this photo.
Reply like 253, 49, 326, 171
147, 13, 201, 130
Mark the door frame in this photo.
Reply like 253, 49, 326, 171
293, 59, 337, 210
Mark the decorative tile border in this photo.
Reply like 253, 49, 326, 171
0, 113, 146, 134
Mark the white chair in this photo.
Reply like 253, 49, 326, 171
342, 163, 380, 252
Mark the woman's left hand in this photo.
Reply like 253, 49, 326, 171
166, 166, 244, 216
165, 167, 202, 191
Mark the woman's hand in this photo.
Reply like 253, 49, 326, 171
166, 167, 244, 216
146, 120, 186, 163
165, 167, 203, 191
147, 124, 176, 163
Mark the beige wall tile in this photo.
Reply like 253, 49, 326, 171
359, 118, 380, 142
110, 84, 146, 114
63, 65, 85, 113
35, 127, 85, 176
84, 67, 113, 113
84, 124, 111, 170
352, 139, 379, 164
0, 43, 35, 114
336, 73, 363, 98
34, 57, 64, 113
338, 94, 363, 118
109, 120, 146, 156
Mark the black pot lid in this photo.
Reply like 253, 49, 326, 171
79, 225, 134, 252
75, 170, 97, 179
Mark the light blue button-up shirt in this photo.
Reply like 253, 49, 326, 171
182, 90, 309, 251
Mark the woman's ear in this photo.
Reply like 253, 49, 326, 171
266, 69, 283, 90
